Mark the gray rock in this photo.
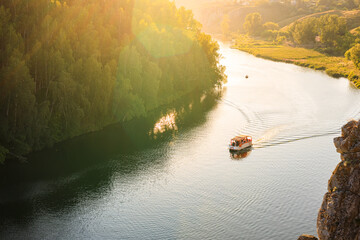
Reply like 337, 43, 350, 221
317, 119, 360, 240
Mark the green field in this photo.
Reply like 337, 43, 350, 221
234, 39, 360, 88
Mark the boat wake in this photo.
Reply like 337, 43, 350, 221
221, 98, 349, 150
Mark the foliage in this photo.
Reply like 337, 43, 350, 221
290, 17, 318, 45
263, 22, 280, 31
289, 14, 355, 55
316, 0, 360, 10
262, 22, 280, 40
318, 15, 348, 51
0, 0, 226, 161
346, 44, 360, 69
244, 12, 264, 36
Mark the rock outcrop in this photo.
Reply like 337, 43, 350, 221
317, 119, 360, 240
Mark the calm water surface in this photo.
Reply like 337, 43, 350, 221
1, 43, 360, 239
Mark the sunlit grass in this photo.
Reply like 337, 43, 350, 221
234, 38, 360, 87
240, 46, 323, 60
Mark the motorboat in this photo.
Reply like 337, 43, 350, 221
229, 135, 252, 151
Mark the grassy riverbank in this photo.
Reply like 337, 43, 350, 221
234, 38, 360, 87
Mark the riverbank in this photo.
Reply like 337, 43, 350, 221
233, 39, 360, 88
0, 88, 222, 165
2, 43, 356, 239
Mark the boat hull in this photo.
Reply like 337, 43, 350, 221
229, 142, 252, 151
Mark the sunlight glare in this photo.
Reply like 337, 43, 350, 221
152, 111, 178, 135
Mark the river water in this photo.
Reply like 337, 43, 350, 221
1, 43, 360, 240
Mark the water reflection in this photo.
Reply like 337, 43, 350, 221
0, 90, 221, 235
229, 148, 252, 160
151, 111, 178, 135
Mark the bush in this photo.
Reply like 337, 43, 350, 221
346, 44, 360, 69
262, 30, 278, 40
276, 35, 286, 44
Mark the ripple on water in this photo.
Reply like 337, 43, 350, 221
1, 42, 359, 240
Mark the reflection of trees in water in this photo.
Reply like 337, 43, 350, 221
0, 90, 221, 228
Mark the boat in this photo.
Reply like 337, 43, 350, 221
229, 135, 252, 151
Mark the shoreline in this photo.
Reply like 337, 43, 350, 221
232, 44, 360, 88
1, 88, 222, 165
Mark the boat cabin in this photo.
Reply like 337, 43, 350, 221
230, 135, 252, 147
229, 135, 252, 151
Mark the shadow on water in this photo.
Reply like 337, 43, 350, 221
0, 90, 221, 230
229, 148, 252, 160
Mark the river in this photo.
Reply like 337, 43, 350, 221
1, 42, 360, 239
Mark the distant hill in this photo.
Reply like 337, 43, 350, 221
174, 1, 360, 35
173, 2, 309, 34
204, 5, 304, 33
281, 9, 360, 32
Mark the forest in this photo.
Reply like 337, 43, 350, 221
217, 0, 360, 77
0, 0, 226, 163
241, 11, 360, 56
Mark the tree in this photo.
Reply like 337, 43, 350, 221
0, 49, 36, 154
263, 22, 280, 31
243, 12, 263, 36
318, 15, 347, 48
0, 0, 227, 161
291, 18, 318, 45
345, 44, 360, 69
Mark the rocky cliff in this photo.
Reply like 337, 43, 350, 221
316, 120, 360, 240
298, 120, 360, 240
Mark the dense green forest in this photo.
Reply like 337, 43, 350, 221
0, 0, 226, 163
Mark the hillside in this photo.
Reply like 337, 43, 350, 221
174, 0, 360, 36
183, 3, 307, 34
281, 9, 360, 31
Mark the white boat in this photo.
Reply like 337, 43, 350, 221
229, 135, 252, 151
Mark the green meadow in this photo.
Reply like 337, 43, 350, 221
235, 39, 360, 87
